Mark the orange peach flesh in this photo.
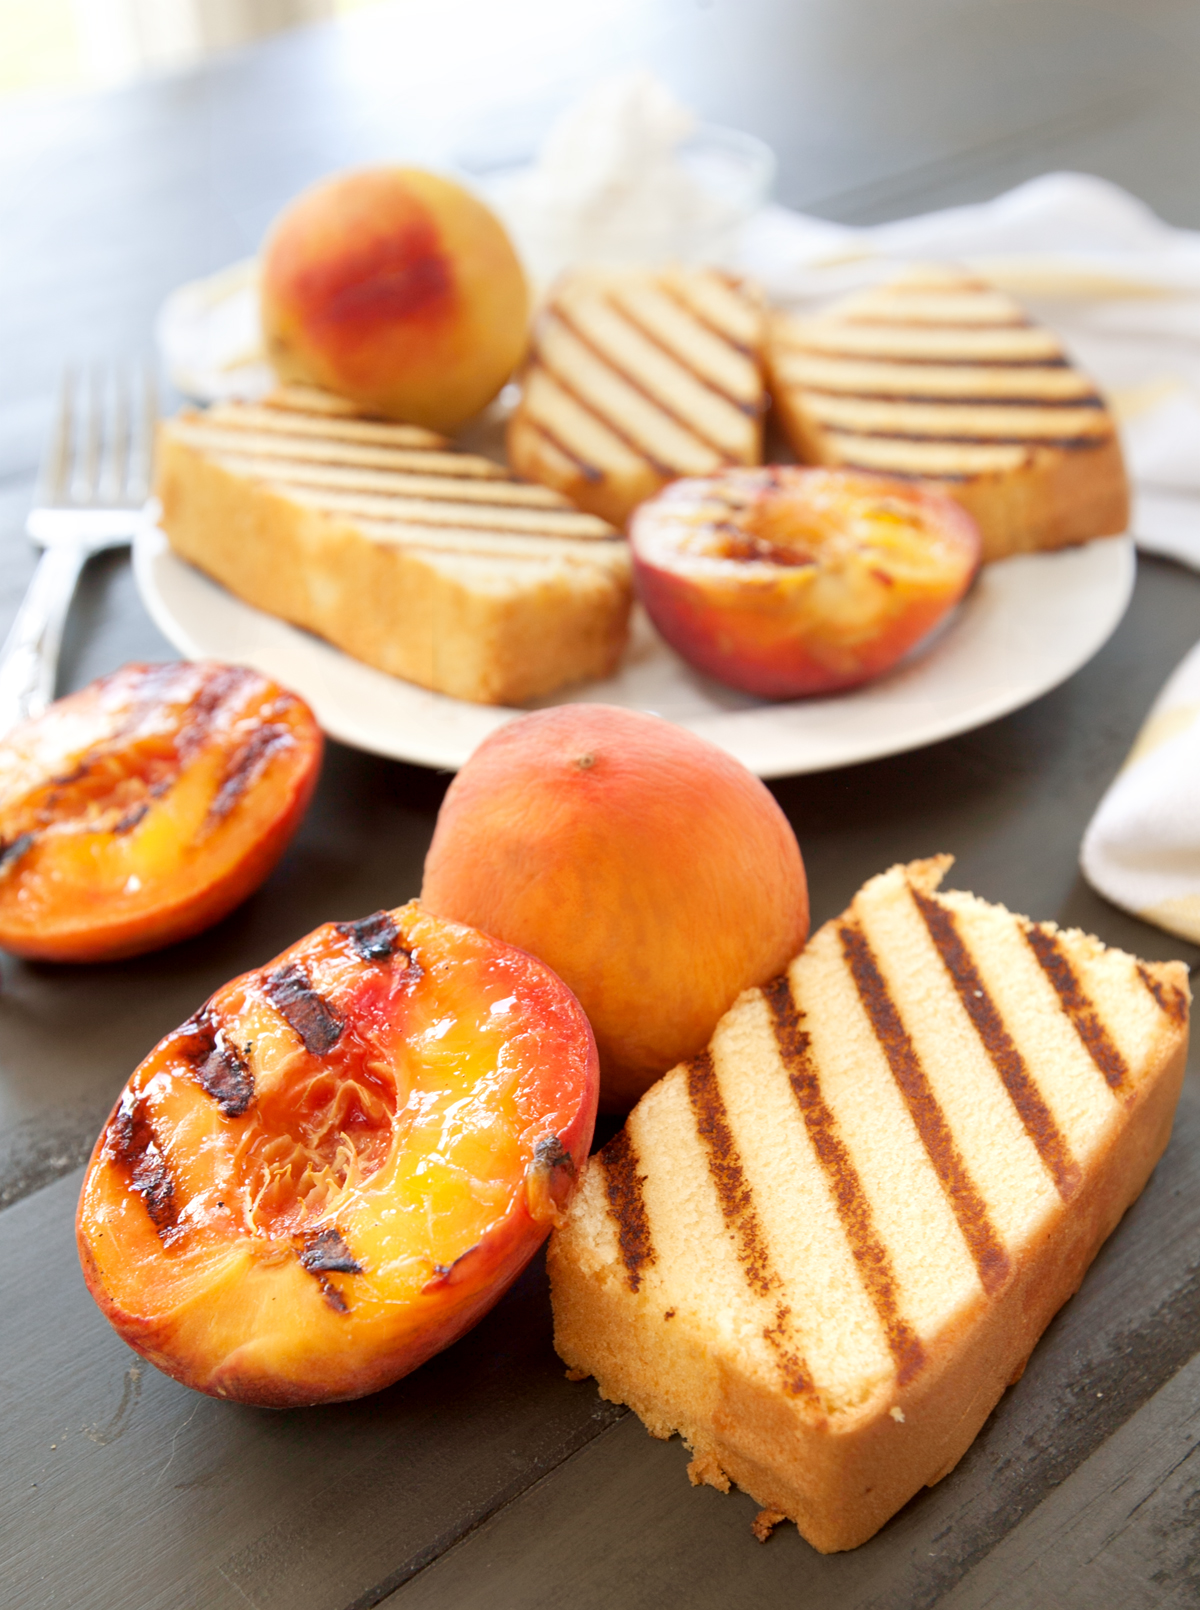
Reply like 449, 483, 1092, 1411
77, 903, 598, 1406
0, 663, 322, 961
260, 167, 530, 433
630, 467, 982, 698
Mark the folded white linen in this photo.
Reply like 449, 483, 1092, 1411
735, 171, 1200, 569
1082, 640, 1200, 943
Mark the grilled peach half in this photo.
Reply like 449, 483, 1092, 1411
630, 467, 982, 698
0, 662, 322, 962
76, 903, 598, 1406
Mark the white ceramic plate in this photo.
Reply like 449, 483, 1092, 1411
133, 525, 1135, 778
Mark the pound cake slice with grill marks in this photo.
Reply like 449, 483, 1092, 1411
507, 267, 767, 529
548, 857, 1188, 1553
156, 392, 632, 706
766, 267, 1129, 563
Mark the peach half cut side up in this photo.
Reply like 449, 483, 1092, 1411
77, 903, 599, 1406
0, 661, 323, 962
630, 466, 982, 699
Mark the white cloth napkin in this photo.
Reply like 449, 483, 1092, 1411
733, 171, 1200, 569
1082, 642, 1200, 943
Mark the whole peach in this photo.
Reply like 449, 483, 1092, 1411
421, 705, 809, 1111
260, 167, 529, 432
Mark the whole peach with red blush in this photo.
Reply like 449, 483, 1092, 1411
421, 705, 809, 1111
260, 167, 529, 432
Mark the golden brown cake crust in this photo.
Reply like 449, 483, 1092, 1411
155, 406, 633, 707
765, 270, 1130, 564
548, 859, 1189, 1552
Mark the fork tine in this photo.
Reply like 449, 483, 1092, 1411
74, 366, 102, 506
127, 362, 158, 506
39, 370, 75, 507
35, 362, 157, 512
102, 367, 130, 507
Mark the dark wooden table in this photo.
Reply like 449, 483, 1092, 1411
3, 3, 1199, 1605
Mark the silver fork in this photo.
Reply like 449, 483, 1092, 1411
0, 364, 158, 736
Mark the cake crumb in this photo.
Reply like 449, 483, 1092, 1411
890, 1406, 905, 1422
686, 1451, 730, 1493
565, 1366, 590, 1382
753, 1509, 786, 1542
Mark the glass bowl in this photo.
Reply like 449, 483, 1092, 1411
474, 123, 777, 291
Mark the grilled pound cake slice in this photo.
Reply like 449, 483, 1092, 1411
549, 858, 1188, 1553
507, 267, 766, 528
156, 394, 632, 706
767, 267, 1129, 563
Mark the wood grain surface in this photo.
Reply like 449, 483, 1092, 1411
1, 2, 1198, 1605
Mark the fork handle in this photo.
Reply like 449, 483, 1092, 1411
0, 543, 88, 736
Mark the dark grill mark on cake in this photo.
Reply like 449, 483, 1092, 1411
1024, 924, 1131, 1092
912, 890, 1081, 1199
817, 425, 1109, 451
523, 416, 604, 484
612, 289, 756, 412
109, 1094, 177, 1234
219, 408, 443, 451
264, 963, 344, 1056
538, 357, 680, 479
1138, 963, 1188, 1025
840, 922, 1010, 1293
682, 1056, 815, 1397
764, 975, 925, 1383
762, 1304, 812, 1399
834, 462, 973, 484
686, 1053, 814, 1399
687, 1051, 776, 1298
658, 278, 757, 357
553, 307, 737, 461
599, 1128, 655, 1291
208, 722, 294, 822
786, 347, 1070, 370
336, 909, 399, 962
791, 385, 1104, 409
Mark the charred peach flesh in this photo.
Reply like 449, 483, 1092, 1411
630, 467, 982, 698
0, 662, 322, 962
77, 903, 598, 1406
421, 705, 808, 1112
260, 166, 530, 432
